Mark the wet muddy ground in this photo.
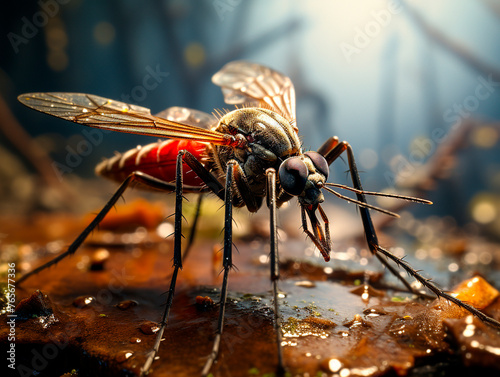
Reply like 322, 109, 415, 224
1, 199, 500, 377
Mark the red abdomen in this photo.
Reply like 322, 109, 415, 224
96, 140, 209, 190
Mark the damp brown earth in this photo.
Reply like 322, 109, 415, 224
1, 202, 500, 377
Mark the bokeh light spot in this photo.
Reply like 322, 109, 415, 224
471, 197, 497, 224
184, 42, 205, 67
472, 126, 498, 149
47, 50, 68, 71
93, 21, 116, 46
359, 148, 378, 169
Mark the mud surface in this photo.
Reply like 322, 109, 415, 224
1, 201, 500, 377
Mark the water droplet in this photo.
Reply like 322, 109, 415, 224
89, 248, 110, 271
361, 288, 370, 303
323, 266, 333, 274
463, 323, 476, 337
343, 314, 371, 329
350, 284, 384, 300
116, 350, 133, 363
140, 320, 160, 335
295, 280, 316, 288
73, 296, 96, 309
116, 300, 138, 310
363, 306, 388, 317
196, 296, 215, 308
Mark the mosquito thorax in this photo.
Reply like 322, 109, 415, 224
211, 107, 301, 202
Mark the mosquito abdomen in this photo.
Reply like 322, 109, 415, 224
95, 139, 209, 188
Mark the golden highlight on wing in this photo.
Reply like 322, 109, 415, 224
18, 92, 233, 145
154, 106, 216, 130
212, 61, 297, 130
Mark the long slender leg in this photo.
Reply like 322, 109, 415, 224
342, 144, 500, 329
140, 152, 234, 375
178, 150, 228, 262
317, 136, 339, 159
223, 164, 286, 373
317, 140, 417, 294
266, 168, 285, 375
343, 145, 420, 294
201, 160, 235, 377
142, 152, 185, 375
154, 194, 204, 286
17, 171, 182, 285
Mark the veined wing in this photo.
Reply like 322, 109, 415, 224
18, 93, 234, 145
155, 106, 217, 130
212, 61, 297, 130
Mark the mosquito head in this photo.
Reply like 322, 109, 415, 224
279, 151, 331, 261
278, 151, 329, 205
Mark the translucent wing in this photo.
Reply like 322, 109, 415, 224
212, 61, 297, 128
154, 106, 217, 130
18, 93, 234, 145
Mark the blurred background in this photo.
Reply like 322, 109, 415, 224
1, 0, 500, 236
2, 3, 500, 375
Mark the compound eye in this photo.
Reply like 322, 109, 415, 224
304, 151, 329, 180
279, 157, 308, 196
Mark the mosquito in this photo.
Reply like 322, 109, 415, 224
17, 61, 500, 376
